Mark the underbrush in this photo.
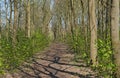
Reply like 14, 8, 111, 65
0, 30, 50, 74
96, 38, 115, 78
65, 33, 115, 78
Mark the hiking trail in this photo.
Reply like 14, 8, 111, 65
5, 43, 98, 78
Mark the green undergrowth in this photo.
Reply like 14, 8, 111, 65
65, 32, 90, 63
0, 30, 50, 74
65, 32, 115, 78
96, 38, 115, 78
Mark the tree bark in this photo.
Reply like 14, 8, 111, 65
25, 0, 31, 38
0, 3, 1, 49
89, 0, 98, 65
9, 0, 13, 38
111, 0, 120, 77
13, 0, 18, 46
4, 0, 9, 40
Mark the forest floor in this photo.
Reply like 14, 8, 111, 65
4, 43, 99, 78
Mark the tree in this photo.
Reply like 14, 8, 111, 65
111, 0, 120, 77
4, 0, 9, 40
69, 0, 75, 37
25, 0, 31, 38
9, 0, 13, 38
0, 3, 1, 49
13, 0, 18, 46
89, 0, 97, 65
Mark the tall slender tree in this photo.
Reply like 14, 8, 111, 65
0, 3, 1, 49
89, 0, 97, 65
13, 0, 18, 46
111, 0, 120, 77
25, 0, 31, 38
4, 0, 9, 40
9, 0, 13, 38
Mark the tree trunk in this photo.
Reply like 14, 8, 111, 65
89, 0, 97, 65
4, 0, 8, 40
9, 0, 13, 39
0, 3, 1, 49
13, 0, 18, 46
25, 0, 31, 38
111, 0, 120, 77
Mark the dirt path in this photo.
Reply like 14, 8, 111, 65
5, 43, 98, 78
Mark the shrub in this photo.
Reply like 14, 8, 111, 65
97, 39, 115, 77
0, 30, 49, 74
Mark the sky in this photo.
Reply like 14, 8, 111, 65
50, 0, 54, 10
0, 0, 6, 25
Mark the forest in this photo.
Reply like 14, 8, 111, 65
0, 0, 120, 78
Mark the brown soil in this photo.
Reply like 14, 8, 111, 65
4, 43, 99, 78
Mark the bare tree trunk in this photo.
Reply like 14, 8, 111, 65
70, 0, 76, 35
4, 0, 8, 40
89, 0, 97, 65
0, 3, 1, 49
9, 0, 13, 39
18, 1, 22, 28
69, 0, 75, 41
25, 0, 31, 38
111, 0, 120, 77
13, 0, 18, 46
31, 0, 35, 35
